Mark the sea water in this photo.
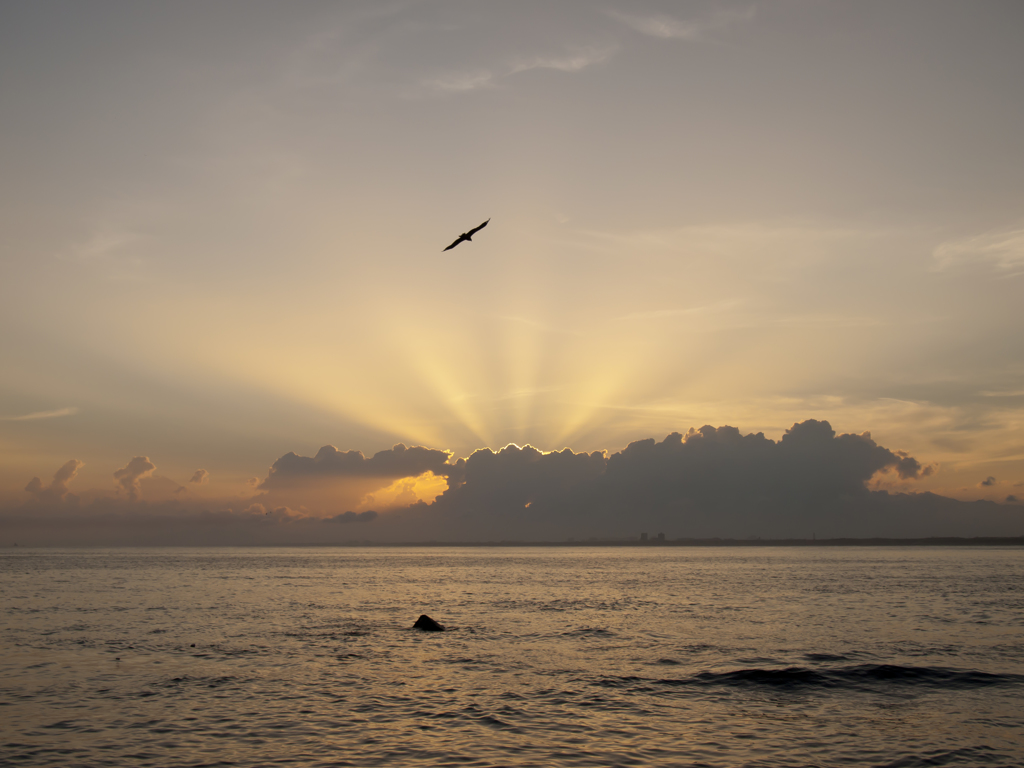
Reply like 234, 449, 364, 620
2, 547, 1022, 767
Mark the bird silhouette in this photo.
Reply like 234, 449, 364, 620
443, 218, 490, 251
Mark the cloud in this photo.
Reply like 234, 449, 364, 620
410, 421, 971, 541
259, 443, 452, 491
893, 451, 933, 480
113, 456, 157, 501
608, 7, 755, 40
424, 44, 614, 94
63, 228, 149, 281
933, 225, 1024, 274
24, 459, 84, 503
190, 469, 210, 485
425, 70, 495, 92
1007, 495, 1019, 503
235, 421, 1017, 541
980, 476, 997, 487
441, 442, 605, 499
244, 503, 301, 518
3, 407, 78, 421
509, 45, 617, 75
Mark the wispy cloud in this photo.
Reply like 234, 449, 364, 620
980, 389, 1024, 398
424, 69, 496, 93
509, 45, 617, 75
61, 227, 150, 281
607, 7, 755, 41
3, 407, 78, 421
932, 225, 1024, 275
76, 231, 138, 259
424, 44, 615, 94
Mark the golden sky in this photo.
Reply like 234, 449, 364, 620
1, 1, 1023, 527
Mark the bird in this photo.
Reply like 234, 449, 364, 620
443, 218, 490, 251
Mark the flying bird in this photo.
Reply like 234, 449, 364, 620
443, 218, 490, 251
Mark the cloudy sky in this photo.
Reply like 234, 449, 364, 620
2, 1, 1022, 541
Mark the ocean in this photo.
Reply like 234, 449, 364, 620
2, 547, 1022, 767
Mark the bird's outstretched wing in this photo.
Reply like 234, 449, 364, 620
442, 218, 490, 251
467, 218, 490, 236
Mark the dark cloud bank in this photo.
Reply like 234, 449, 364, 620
4, 421, 1022, 546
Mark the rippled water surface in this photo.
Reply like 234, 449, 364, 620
2, 547, 1023, 767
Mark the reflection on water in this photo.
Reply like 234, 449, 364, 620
2, 547, 1023, 766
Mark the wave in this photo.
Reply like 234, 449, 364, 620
599, 664, 1023, 692
561, 627, 616, 637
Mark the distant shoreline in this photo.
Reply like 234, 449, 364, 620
334, 536, 1024, 548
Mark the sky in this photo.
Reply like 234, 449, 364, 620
2, 1, 1023, 542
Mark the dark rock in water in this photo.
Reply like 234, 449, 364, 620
413, 614, 445, 632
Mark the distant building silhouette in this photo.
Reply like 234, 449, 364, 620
640, 532, 648, 542
656, 532, 666, 543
